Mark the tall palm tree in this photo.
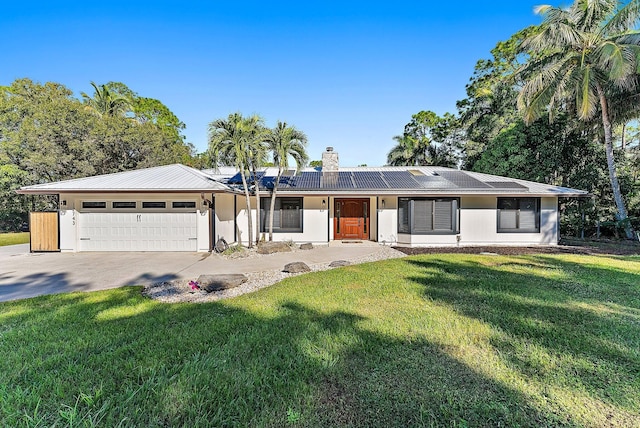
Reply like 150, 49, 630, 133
517, 0, 640, 238
80, 82, 132, 117
264, 122, 308, 241
208, 113, 263, 247
244, 116, 268, 245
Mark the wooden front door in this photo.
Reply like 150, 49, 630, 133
334, 199, 369, 240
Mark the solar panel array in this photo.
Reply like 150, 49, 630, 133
414, 175, 459, 189
228, 171, 266, 185
247, 169, 532, 192
382, 171, 421, 188
353, 172, 388, 189
434, 171, 491, 188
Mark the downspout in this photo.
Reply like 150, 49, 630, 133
327, 196, 330, 243
209, 193, 215, 252
234, 194, 237, 243
376, 196, 379, 243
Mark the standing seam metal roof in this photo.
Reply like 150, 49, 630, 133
18, 164, 230, 193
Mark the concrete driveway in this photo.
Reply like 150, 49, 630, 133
0, 243, 388, 302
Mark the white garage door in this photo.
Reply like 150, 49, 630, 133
78, 213, 198, 251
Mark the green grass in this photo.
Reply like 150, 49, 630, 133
1, 254, 639, 427
0, 232, 29, 247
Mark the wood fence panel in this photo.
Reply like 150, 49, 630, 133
30, 212, 59, 252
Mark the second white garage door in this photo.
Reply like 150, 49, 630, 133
78, 212, 198, 251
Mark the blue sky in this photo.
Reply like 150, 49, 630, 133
1, 1, 542, 166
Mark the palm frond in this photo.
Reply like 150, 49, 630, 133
602, 0, 640, 35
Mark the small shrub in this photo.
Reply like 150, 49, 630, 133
222, 244, 245, 256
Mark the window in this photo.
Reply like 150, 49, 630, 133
112, 201, 136, 209
497, 198, 540, 233
260, 197, 303, 233
82, 201, 106, 209
142, 201, 166, 209
172, 201, 196, 209
398, 198, 459, 235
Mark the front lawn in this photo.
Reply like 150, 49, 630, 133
1, 254, 639, 427
0, 232, 29, 247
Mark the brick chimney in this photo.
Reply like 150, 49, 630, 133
322, 147, 339, 172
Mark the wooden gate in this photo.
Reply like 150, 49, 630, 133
29, 212, 59, 252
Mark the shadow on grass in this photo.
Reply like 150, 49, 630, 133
2, 287, 570, 427
405, 255, 640, 418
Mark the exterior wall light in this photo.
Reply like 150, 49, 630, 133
381, 199, 386, 209
322, 199, 327, 209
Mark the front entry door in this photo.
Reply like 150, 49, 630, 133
334, 199, 369, 240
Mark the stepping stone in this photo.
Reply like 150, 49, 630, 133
197, 274, 248, 292
329, 260, 351, 267
300, 243, 314, 250
283, 262, 311, 273
257, 241, 292, 254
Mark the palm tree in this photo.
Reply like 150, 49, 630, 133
517, 0, 640, 238
264, 122, 308, 241
244, 116, 268, 245
81, 82, 132, 117
386, 135, 428, 166
208, 113, 264, 248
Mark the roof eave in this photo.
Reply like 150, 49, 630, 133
16, 188, 229, 195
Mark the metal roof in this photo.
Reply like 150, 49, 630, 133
18, 164, 230, 194
206, 166, 588, 197
17, 164, 588, 197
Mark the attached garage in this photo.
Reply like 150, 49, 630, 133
78, 212, 198, 251
17, 164, 229, 253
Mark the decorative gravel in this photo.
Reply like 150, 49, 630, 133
143, 245, 405, 303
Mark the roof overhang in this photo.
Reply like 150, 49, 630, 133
265, 190, 590, 198
16, 188, 229, 195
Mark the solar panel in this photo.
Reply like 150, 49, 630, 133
381, 171, 420, 189
259, 176, 276, 190
435, 171, 491, 188
337, 172, 355, 188
290, 172, 320, 189
352, 172, 389, 189
414, 175, 459, 189
320, 172, 354, 189
226, 172, 245, 184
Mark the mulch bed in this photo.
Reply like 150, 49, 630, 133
393, 244, 640, 256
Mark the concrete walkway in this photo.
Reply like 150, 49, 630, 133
0, 242, 386, 302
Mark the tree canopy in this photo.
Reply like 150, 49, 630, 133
0, 78, 196, 230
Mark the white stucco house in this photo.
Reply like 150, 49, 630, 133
18, 148, 588, 252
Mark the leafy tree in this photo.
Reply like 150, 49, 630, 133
0, 78, 193, 230
309, 160, 322, 168
387, 111, 460, 167
516, 0, 640, 238
208, 113, 264, 247
457, 27, 539, 169
265, 121, 308, 241
104, 82, 195, 164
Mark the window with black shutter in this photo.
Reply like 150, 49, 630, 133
398, 198, 459, 235
260, 197, 303, 233
497, 198, 540, 233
